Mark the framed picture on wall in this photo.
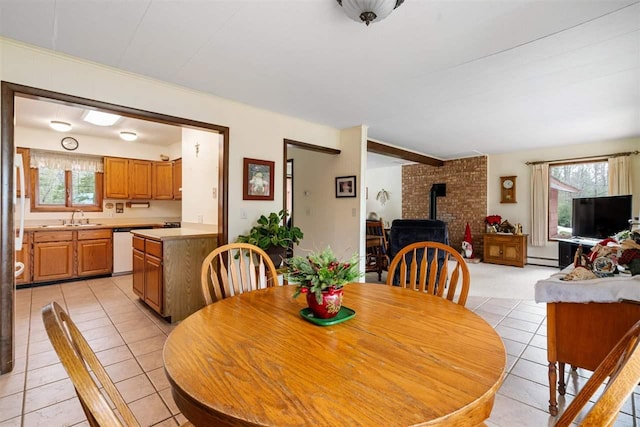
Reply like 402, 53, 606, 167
335, 175, 357, 198
243, 158, 275, 200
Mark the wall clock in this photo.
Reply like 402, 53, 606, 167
500, 176, 517, 203
61, 137, 79, 151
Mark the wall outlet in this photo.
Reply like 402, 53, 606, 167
212, 187, 217, 199
352, 208, 357, 217
197, 215, 203, 223
240, 209, 247, 219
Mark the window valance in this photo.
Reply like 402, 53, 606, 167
30, 150, 104, 173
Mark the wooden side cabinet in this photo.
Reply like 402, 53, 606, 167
483, 233, 528, 268
77, 229, 113, 277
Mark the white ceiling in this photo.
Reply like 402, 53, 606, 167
1, 1, 639, 160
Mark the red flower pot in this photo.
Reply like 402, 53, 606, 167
306, 288, 343, 319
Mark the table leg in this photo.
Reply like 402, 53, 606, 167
558, 362, 566, 395
548, 361, 558, 416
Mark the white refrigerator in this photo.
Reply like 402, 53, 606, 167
14, 152, 25, 278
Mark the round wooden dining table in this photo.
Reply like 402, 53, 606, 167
163, 283, 506, 426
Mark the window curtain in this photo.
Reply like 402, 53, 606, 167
608, 155, 631, 195
30, 150, 104, 173
530, 163, 549, 247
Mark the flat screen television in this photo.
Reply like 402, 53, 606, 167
572, 195, 632, 239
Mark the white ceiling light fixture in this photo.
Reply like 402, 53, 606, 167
82, 110, 122, 126
49, 120, 72, 132
336, 0, 404, 26
119, 131, 138, 141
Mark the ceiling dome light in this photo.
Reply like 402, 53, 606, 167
336, 0, 404, 26
49, 121, 72, 132
119, 131, 138, 142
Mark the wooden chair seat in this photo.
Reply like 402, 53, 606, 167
365, 219, 389, 281
201, 242, 279, 304
386, 241, 470, 306
42, 301, 191, 426
555, 320, 640, 426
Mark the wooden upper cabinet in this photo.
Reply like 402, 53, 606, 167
173, 158, 182, 200
16, 147, 31, 199
129, 159, 152, 199
104, 157, 130, 199
153, 162, 174, 200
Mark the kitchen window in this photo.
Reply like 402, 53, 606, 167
30, 150, 104, 212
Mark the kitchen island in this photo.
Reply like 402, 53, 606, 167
132, 227, 218, 322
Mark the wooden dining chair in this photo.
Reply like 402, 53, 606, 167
365, 219, 389, 281
201, 242, 279, 305
386, 241, 470, 306
555, 320, 640, 427
42, 301, 193, 427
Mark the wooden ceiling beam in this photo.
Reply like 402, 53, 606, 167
367, 141, 443, 167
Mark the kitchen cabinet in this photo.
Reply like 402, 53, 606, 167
15, 232, 31, 285
133, 236, 164, 313
104, 157, 152, 199
16, 147, 30, 198
152, 162, 174, 200
130, 160, 152, 199
77, 229, 113, 277
173, 158, 182, 200
104, 157, 130, 199
28, 228, 114, 285
33, 231, 74, 282
483, 233, 528, 268
132, 232, 217, 322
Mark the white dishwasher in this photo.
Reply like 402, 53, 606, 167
112, 227, 153, 274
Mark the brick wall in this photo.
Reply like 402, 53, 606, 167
402, 156, 487, 258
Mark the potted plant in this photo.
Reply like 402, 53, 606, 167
236, 210, 303, 267
285, 247, 361, 319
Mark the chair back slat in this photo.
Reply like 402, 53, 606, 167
43, 302, 140, 427
387, 241, 470, 306
555, 321, 640, 426
201, 243, 280, 304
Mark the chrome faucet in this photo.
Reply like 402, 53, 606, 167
71, 209, 84, 225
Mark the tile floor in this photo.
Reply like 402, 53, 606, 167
0, 275, 637, 426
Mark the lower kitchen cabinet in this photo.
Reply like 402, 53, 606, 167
132, 233, 217, 322
483, 233, 528, 268
15, 232, 31, 285
77, 229, 113, 277
33, 231, 74, 282
26, 228, 114, 285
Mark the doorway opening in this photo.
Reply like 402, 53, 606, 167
0, 81, 229, 374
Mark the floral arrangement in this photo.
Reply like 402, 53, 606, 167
285, 247, 362, 303
485, 215, 502, 226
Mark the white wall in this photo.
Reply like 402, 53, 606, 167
488, 137, 640, 265
181, 128, 219, 225
1, 38, 361, 250
365, 165, 402, 227
287, 126, 365, 260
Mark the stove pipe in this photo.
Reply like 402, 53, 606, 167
429, 183, 446, 220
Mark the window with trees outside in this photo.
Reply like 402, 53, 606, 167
32, 167, 103, 212
548, 160, 608, 239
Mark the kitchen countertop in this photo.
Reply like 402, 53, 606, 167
25, 222, 166, 231
131, 227, 218, 241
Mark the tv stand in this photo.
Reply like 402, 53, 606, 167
557, 237, 599, 269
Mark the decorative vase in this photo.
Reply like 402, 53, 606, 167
306, 288, 343, 319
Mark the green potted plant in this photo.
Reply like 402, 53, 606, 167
236, 210, 303, 267
285, 247, 361, 318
